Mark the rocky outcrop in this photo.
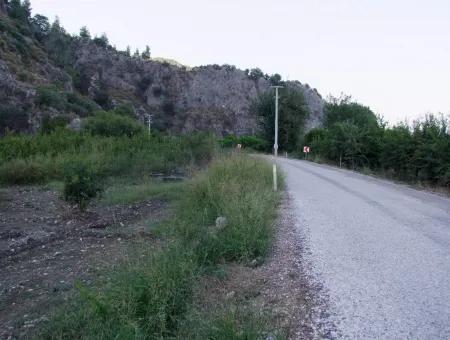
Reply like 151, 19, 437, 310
71, 42, 325, 136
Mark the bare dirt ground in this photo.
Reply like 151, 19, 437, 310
0, 186, 168, 339
196, 194, 336, 339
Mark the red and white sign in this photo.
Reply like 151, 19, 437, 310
303, 146, 310, 153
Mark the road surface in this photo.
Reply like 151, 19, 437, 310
276, 157, 450, 339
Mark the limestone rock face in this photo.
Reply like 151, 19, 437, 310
71, 42, 325, 136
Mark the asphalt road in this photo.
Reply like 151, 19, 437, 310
276, 157, 450, 339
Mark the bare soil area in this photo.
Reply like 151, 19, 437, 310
0, 186, 168, 339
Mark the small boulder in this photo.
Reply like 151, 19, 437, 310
215, 216, 228, 230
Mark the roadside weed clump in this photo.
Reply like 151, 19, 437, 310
40, 245, 196, 339
174, 155, 281, 264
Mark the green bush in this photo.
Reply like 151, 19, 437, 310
239, 135, 268, 151
83, 111, 144, 137
40, 115, 70, 134
220, 135, 268, 151
220, 134, 239, 148
36, 86, 66, 110
63, 161, 103, 209
0, 158, 48, 185
66, 92, 98, 117
113, 103, 135, 117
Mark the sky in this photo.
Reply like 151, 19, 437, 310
30, 0, 450, 123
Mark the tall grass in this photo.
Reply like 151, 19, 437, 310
0, 131, 216, 185
39, 155, 282, 339
173, 155, 279, 264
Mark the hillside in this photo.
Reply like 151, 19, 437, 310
0, 0, 324, 136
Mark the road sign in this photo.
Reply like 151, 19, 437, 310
303, 146, 310, 153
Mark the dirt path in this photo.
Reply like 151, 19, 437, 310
0, 186, 168, 339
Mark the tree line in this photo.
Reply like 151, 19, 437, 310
5, 0, 152, 63
255, 89, 449, 188
305, 96, 450, 187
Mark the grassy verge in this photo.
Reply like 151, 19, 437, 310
38, 154, 283, 339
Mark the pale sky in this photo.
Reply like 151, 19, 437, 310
31, 0, 450, 123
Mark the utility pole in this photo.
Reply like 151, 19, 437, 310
271, 85, 284, 191
146, 114, 153, 135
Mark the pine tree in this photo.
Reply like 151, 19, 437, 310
141, 45, 151, 59
133, 48, 140, 58
9, 0, 29, 22
79, 26, 91, 39
125, 46, 131, 57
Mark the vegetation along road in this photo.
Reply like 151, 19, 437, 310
275, 156, 450, 339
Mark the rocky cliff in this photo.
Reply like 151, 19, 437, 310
0, 2, 325, 136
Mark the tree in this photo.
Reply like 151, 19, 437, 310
325, 95, 378, 129
30, 14, 50, 42
79, 26, 91, 39
93, 33, 109, 47
324, 95, 382, 167
125, 46, 131, 57
379, 123, 414, 180
46, 17, 72, 67
254, 87, 309, 152
133, 48, 140, 58
269, 73, 282, 86
248, 68, 264, 80
141, 45, 151, 59
8, 0, 30, 22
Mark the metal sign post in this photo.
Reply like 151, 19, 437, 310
271, 85, 284, 191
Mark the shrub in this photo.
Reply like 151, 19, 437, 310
63, 161, 103, 209
239, 135, 268, 151
112, 103, 135, 117
40, 115, 70, 134
66, 92, 98, 117
36, 86, 66, 110
83, 111, 144, 137
220, 134, 239, 148
220, 135, 268, 151
0, 158, 47, 185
